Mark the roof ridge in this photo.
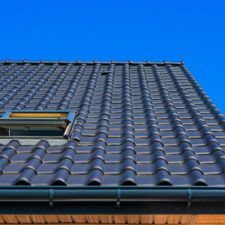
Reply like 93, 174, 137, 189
0, 60, 184, 65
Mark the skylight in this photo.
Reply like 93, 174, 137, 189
0, 111, 76, 139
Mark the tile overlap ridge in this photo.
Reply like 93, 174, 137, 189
0, 64, 30, 108
167, 65, 225, 182
153, 64, 205, 185
86, 64, 115, 185
181, 65, 225, 130
0, 63, 16, 77
138, 64, 171, 185
70, 64, 101, 141
58, 64, 86, 110
51, 141, 77, 185
0, 140, 19, 173
15, 140, 49, 185
14, 64, 58, 110
120, 63, 136, 185
36, 64, 73, 110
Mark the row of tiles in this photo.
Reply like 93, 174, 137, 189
0, 171, 224, 186
0, 140, 225, 176
1, 159, 225, 176
0, 64, 213, 114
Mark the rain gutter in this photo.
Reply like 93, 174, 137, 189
0, 186, 225, 214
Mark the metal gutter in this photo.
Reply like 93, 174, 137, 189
0, 186, 225, 214
0, 186, 225, 202
0, 186, 225, 203
0, 187, 220, 202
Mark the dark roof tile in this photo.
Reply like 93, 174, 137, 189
0, 61, 224, 186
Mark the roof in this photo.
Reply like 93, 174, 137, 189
0, 61, 225, 187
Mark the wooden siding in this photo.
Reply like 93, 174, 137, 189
0, 215, 224, 224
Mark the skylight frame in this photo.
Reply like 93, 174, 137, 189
0, 110, 76, 139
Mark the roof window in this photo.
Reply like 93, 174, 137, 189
0, 111, 76, 139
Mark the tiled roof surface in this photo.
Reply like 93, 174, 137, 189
0, 61, 225, 186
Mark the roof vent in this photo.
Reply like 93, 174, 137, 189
101, 71, 110, 76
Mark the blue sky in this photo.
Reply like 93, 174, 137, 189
0, 0, 225, 112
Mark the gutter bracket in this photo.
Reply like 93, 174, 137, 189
187, 188, 192, 208
116, 188, 121, 207
49, 188, 54, 207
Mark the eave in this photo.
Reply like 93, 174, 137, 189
0, 186, 225, 214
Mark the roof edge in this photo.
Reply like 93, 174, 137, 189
0, 60, 184, 65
